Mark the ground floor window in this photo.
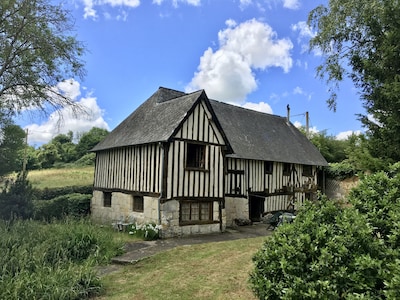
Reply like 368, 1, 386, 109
133, 195, 144, 212
103, 192, 112, 207
180, 201, 213, 224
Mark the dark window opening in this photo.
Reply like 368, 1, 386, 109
264, 161, 273, 174
303, 165, 313, 177
103, 192, 112, 207
186, 143, 206, 169
283, 163, 291, 176
133, 195, 144, 212
180, 201, 213, 224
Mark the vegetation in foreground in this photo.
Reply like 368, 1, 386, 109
95, 237, 264, 300
0, 218, 125, 300
250, 168, 400, 299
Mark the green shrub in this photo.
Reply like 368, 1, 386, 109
348, 170, 400, 248
326, 161, 357, 180
32, 185, 93, 200
75, 152, 96, 166
0, 218, 124, 299
250, 198, 390, 299
0, 172, 34, 220
33, 193, 91, 221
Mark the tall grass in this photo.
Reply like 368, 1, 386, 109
27, 166, 94, 189
0, 218, 124, 299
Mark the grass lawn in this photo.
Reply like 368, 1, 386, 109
96, 237, 265, 300
27, 166, 94, 189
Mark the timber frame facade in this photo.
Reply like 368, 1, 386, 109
91, 87, 328, 237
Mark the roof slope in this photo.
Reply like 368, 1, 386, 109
210, 100, 328, 166
92, 87, 328, 166
92, 88, 201, 151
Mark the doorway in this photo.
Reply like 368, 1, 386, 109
249, 195, 265, 222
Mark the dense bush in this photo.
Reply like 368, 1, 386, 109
0, 172, 34, 220
0, 218, 124, 299
32, 185, 93, 200
325, 161, 357, 180
34, 193, 91, 221
250, 167, 400, 299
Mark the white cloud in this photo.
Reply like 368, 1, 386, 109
81, 0, 140, 19
25, 80, 109, 145
242, 101, 273, 114
282, 0, 300, 9
336, 130, 362, 140
186, 19, 293, 103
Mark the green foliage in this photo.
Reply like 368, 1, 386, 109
75, 152, 96, 166
33, 193, 91, 221
250, 198, 389, 299
308, 0, 400, 162
75, 127, 109, 157
308, 130, 348, 163
0, 120, 26, 176
0, 172, 33, 220
0, 218, 124, 299
32, 185, 93, 200
0, 0, 86, 114
326, 161, 357, 180
251, 164, 400, 298
348, 171, 400, 244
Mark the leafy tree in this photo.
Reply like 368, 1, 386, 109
0, 0, 86, 114
308, 130, 347, 163
50, 132, 77, 163
37, 143, 60, 169
308, 0, 400, 162
75, 127, 108, 158
0, 118, 25, 176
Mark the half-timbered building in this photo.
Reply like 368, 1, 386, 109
91, 87, 328, 237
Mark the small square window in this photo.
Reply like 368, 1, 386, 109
133, 196, 144, 212
303, 165, 313, 177
283, 163, 291, 176
264, 161, 273, 174
103, 192, 112, 207
186, 143, 206, 169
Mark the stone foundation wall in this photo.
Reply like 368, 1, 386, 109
225, 197, 249, 226
91, 191, 225, 237
91, 190, 159, 224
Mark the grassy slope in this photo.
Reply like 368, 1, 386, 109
96, 237, 265, 300
27, 166, 94, 189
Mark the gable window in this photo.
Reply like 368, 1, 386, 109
103, 192, 112, 207
180, 201, 213, 224
303, 165, 313, 177
283, 163, 291, 176
264, 161, 273, 174
186, 143, 206, 169
132, 195, 144, 212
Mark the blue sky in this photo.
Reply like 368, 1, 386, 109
21, 0, 364, 145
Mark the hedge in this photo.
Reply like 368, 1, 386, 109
33, 185, 93, 200
34, 193, 91, 221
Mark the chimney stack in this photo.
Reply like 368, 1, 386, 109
286, 104, 290, 123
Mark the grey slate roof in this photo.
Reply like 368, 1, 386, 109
92, 87, 328, 166
92, 88, 202, 151
209, 100, 328, 166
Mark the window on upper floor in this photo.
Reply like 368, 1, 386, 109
283, 163, 291, 176
264, 161, 273, 174
186, 143, 206, 169
303, 165, 313, 177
